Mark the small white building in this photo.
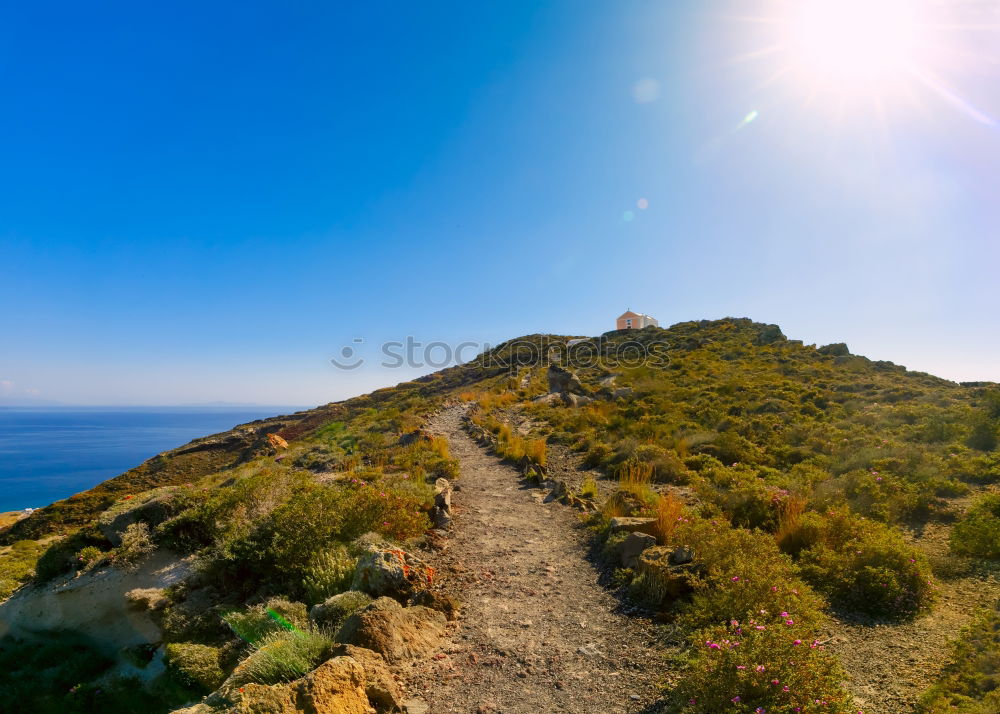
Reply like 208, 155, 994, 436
616, 310, 658, 330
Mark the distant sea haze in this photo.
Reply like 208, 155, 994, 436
0, 407, 302, 513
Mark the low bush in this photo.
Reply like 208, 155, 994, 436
224, 598, 308, 645
235, 630, 335, 685
302, 546, 356, 605
0, 539, 44, 599
163, 642, 225, 692
918, 604, 1000, 712
793, 510, 935, 619
112, 523, 155, 570
310, 590, 372, 632
950, 494, 1000, 559
675, 618, 852, 712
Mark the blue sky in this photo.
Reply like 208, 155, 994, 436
2, 1, 998, 406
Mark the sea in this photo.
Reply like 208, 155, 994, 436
0, 407, 304, 513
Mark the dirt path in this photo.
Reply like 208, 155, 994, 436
402, 405, 664, 714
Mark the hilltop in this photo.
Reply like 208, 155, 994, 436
0, 318, 997, 713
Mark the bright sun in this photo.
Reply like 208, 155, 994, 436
784, 0, 923, 86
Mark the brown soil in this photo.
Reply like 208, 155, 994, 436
402, 404, 665, 714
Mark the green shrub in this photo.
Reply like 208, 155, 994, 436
310, 590, 372, 632
224, 598, 308, 645
163, 642, 225, 692
112, 523, 155, 570
919, 604, 1000, 712
796, 510, 935, 619
0, 539, 44, 599
302, 546, 356, 605
951, 494, 1000, 559
967, 417, 998, 452
75, 545, 105, 570
235, 630, 335, 685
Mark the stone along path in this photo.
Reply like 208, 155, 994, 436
402, 405, 663, 714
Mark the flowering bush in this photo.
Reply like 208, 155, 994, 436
795, 510, 935, 619
676, 618, 852, 713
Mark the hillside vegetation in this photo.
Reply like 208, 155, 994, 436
0, 318, 997, 713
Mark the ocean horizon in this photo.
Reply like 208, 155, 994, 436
0, 406, 306, 513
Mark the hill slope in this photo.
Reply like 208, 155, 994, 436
0, 318, 997, 713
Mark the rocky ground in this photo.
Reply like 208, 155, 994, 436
402, 404, 665, 714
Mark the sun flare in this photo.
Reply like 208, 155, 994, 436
723, 0, 998, 129
785, 0, 923, 86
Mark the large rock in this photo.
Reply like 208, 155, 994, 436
351, 545, 434, 601
631, 546, 699, 606
408, 589, 460, 621
175, 656, 374, 714
608, 516, 657, 536
334, 645, 403, 713
336, 597, 447, 664
618, 531, 657, 569
561, 393, 593, 407
547, 365, 583, 394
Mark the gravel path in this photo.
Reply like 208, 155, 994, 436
402, 405, 664, 714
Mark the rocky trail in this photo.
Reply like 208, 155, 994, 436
401, 405, 664, 714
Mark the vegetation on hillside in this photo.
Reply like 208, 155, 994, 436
0, 318, 997, 712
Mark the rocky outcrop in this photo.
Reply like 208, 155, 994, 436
608, 516, 657, 536
430, 478, 453, 530
547, 365, 583, 394
618, 532, 657, 569
334, 645, 404, 713
351, 545, 435, 601
336, 597, 447, 664
408, 589, 460, 621
175, 656, 374, 714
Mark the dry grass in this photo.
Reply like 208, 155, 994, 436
479, 391, 517, 410
654, 490, 685, 544
617, 459, 654, 499
430, 436, 450, 460
525, 439, 547, 467
774, 494, 808, 550
580, 476, 599, 500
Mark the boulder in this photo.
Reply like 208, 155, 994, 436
611, 387, 633, 400
547, 365, 583, 394
562, 393, 594, 407
618, 532, 657, 569
244, 656, 372, 714
336, 597, 447, 664
632, 546, 699, 606
608, 517, 657, 536
668, 545, 694, 565
177, 656, 374, 714
351, 546, 434, 601
433, 479, 451, 511
543, 480, 569, 504
408, 589, 460, 621
430, 506, 452, 530
334, 645, 403, 713
532, 394, 563, 406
